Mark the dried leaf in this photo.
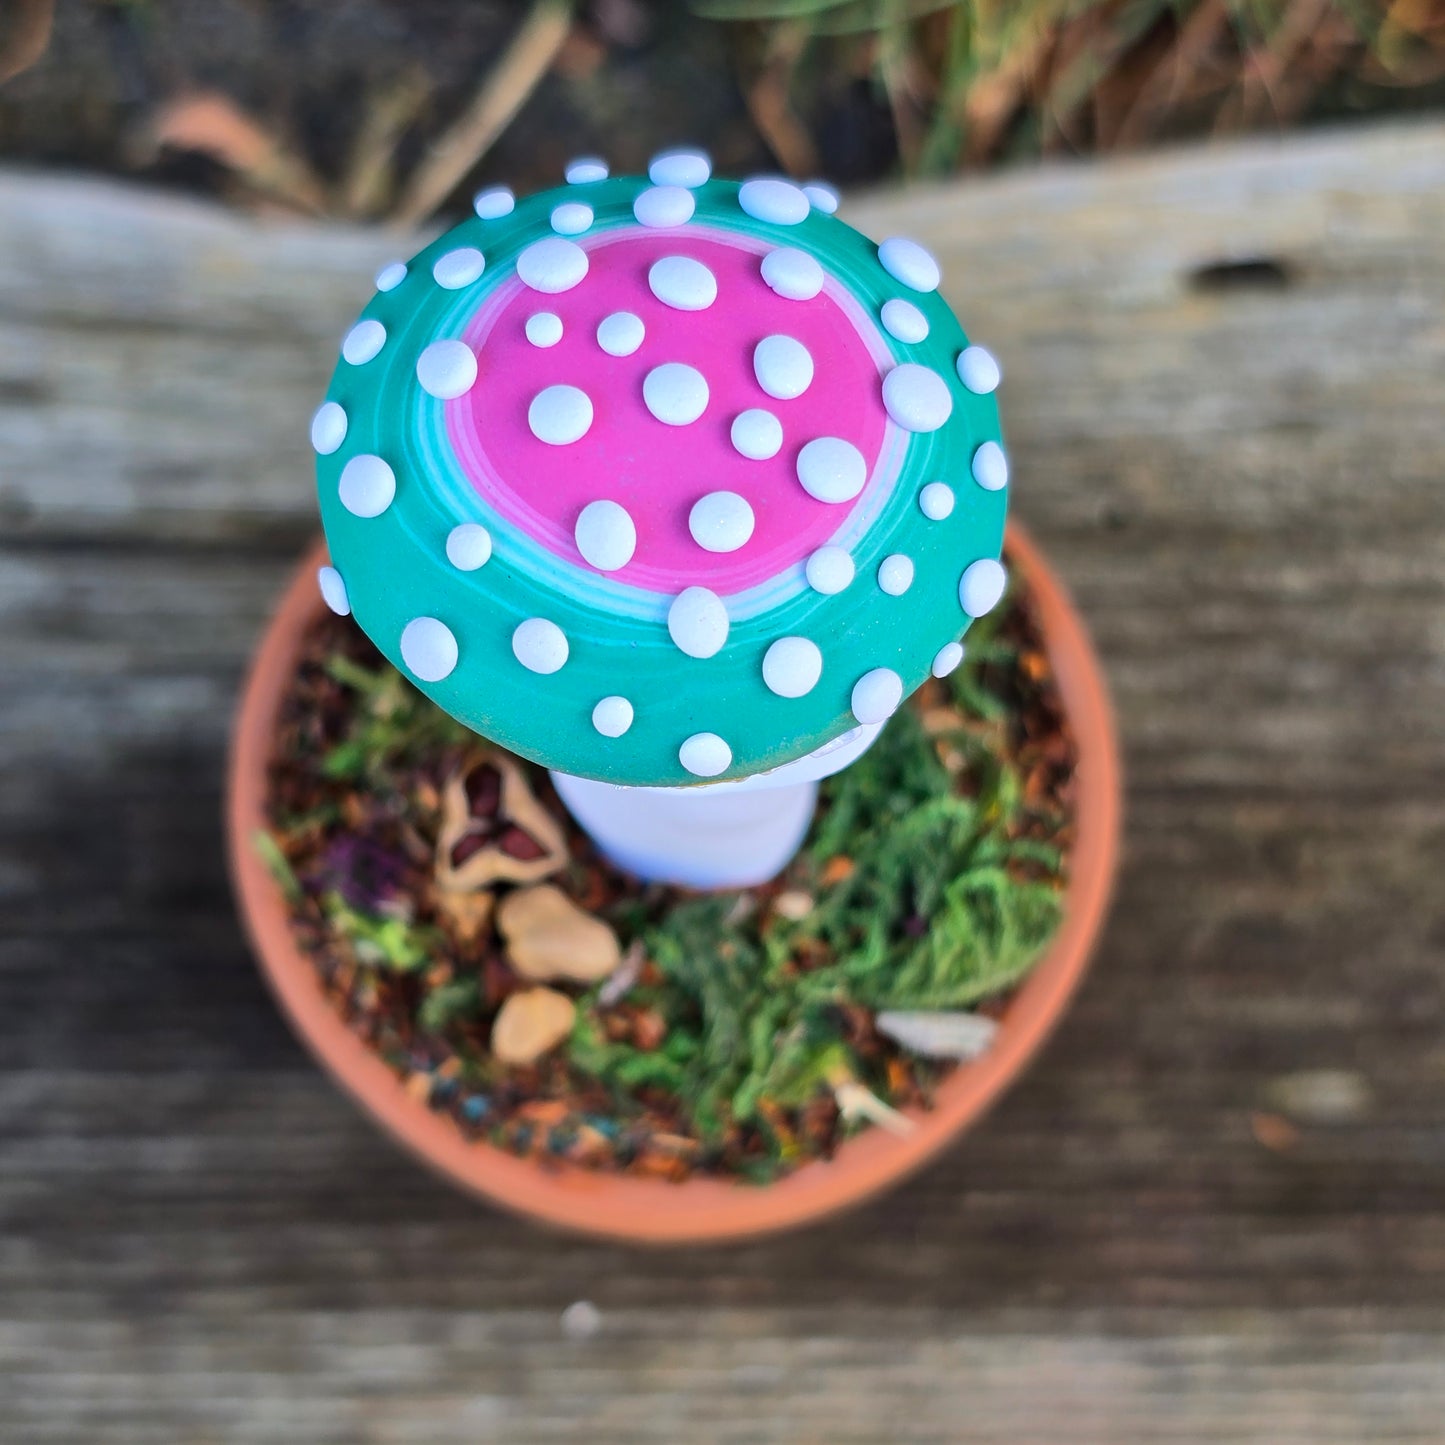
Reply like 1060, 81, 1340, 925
491, 986, 577, 1065
498, 884, 622, 983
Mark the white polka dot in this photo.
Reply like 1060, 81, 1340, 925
932, 642, 964, 678
432, 247, 485, 289
960, 558, 1007, 617
761, 248, 824, 300
796, 436, 866, 503
738, 176, 810, 225
881, 297, 929, 343
525, 311, 563, 348
593, 696, 634, 738
473, 185, 515, 219
574, 499, 636, 571
401, 617, 458, 683
972, 440, 1009, 491
643, 363, 709, 426
688, 491, 754, 553
310, 401, 347, 455
512, 618, 569, 674
528, 385, 593, 445
337, 454, 395, 517
680, 732, 731, 778
634, 186, 695, 228
753, 335, 813, 400
648, 255, 717, 311
920, 482, 954, 520
762, 637, 822, 698
416, 339, 478, 399
878, 237, 940, 292
958, 344, 1002, 394
317, 565, 350, 616
882, 363, 953, 432
730, 409, 783, 460
342, 319, 385, 365
550, 201, 593, 235
446, 523, 492, 571
802, 181, 839, 214
565, 156, 608, 183
375, 261, 407, 292
517, 236, 589, 294
806, 546, 854, 594
649, 148, 711, 188
878, 554, 914, 596
667, 587, 728, 659
851, 668, 904, 725
596, 311, 644, 356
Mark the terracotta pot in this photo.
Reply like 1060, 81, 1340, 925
226, 521, 1121, 1244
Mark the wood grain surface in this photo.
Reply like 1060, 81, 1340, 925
3, 120, 1445, 1442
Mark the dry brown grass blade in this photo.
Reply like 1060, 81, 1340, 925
963, 20, 1055, 165
740, 18, 820, 177
1110, 0, 1234, 150
145, 91, 328, 215
0, 0, 53, 85
879, 24, 933, 173
1230, 0, 1361, 131
391, 0, 574, 230
337, 66, 432, 220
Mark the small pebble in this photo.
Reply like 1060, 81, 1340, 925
773, 890, 815, 920
561, 1301, 602, 1340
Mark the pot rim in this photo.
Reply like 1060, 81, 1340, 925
226, 519, 1122, 1245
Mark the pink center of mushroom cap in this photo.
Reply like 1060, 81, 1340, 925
445, 228, 891, 596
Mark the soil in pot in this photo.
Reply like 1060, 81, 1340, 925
256, 559, 1077, 1185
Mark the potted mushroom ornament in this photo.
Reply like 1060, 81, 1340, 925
229, 149, 1121, 1240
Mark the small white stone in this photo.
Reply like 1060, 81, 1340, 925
310, 401, 347, 455
796, 436, 866, 503
317, 565, 350, 616
878, 554, 914, 596
881, 298, 929, 344
960, 558, 1007, 617
688, 491, 755, 553
957, 344, 1002, 394
550, 201, 593, 235
972, 440, 1009, 491
446, 523, 492, 571
762, 637, 822, 698
643, 363, 709, 426
574, 499, 636, 571
919, 482, 954, 520
525, 312, 564, 348
802, 181, 839, 214
596, 311, 644, 357
512, 617, 569, 674
753, 335, 813, 400
851, 668, 904, 725
341, 319, 385, 365
528, 385, 593, 445
401, 617, 458, 683
882, 363, 953, 432
730, 409, 783, 460
561, 1300, 602, 1340
633, 186, 695, 228
932, 641, 964, 678
375, 261, 407, 292
738, 176, 809, 225
679, 732, 731, 777
432, 247, 485, 289
761, 248, 824, 301
648, 255, 717, 311
337, 454, 395, 517
648, 148, 711, 188
416, 339, 478, 399
667, 587, 728, 659
805, 546, 854, 594
473, 185, 515, 219
592, 696, 634, 738
565, 156, 608, 183
517, 236, 589, 294
878, 237, 940, 293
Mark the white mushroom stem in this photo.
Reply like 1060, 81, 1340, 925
549, 722, 884, 890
